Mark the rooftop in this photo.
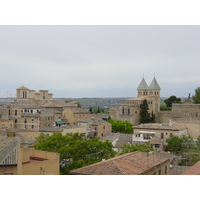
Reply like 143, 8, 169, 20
180, 161, 200, 175
137, 78, 149, 90
69, 151, 169, 175
134, 123, 187, 131
148, 77, 161, 90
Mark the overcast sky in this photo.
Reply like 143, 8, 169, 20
0, 25, 199, 98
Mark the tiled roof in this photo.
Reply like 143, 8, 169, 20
134, 123, 187, 131
101, 133, 132, 148
70, 151, 169, 175
39, 127, 63, 132
149, 77, 161, 90
77, 117, 93, 123
137, 78, 149, 90
180, 161, 200, 175
16, 86, 29, 90
0, 119, 12, 122
0, 134, 35, 165
69, 107, 90, 114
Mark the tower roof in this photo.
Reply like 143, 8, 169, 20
16, 86, 29, 90
149, 77, 161, 90
137, 78, 149, 90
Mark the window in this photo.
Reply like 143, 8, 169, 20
8, 110, 11, 115
24, 118, 27, 123
161, 133, 164, 139
159, 170, 161, 175
31, 118, 34, 121
103, 126, 105, 130
155, 144, 160, 148
25, 125, 27, 129
32, 125, 34, 129
170, 133, 173, 137
14, 119, 17, 123
15, 110, 17, 116
122, 108, 124, 115
135, 111, 137, 114
128, 109, 130, 115
31, 110, 33, 113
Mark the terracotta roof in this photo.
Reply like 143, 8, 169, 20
69, 151, 169, 175
180, 161, 200, 175
0, 119, 12, 122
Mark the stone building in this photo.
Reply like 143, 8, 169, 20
109, 77, 161, 125
133, 122, 188, 146
0, 86, 80, 131
158, 104, 200, 139
62, 106, 91, 125
0, 132, 60, 175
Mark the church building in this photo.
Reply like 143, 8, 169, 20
109, 77, 161, 125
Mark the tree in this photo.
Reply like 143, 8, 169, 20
89, 107, 93, 113
164, 95, 182, 107
119, 142, 152, 155
77, 102, 81, 108
192, 87, 200, 104
34, 132, 116, 174
160, 104, 172, 111
196, 135, 200, 149
139, 99, 151, 123
151, 111, 156, 123
165, 135, 183, 154
181, 135, 194, 149
108, 119, 134, 134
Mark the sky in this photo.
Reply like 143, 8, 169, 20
0, 25, 200, 98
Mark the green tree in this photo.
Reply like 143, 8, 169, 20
192, 87, 200, 104
165, 135, 183, 154
181, 135, 194, 149
151, 111, 156, 123
108, 119, 134, 134
89, 107, 93, 113
164, 95, 182, 107
34, 132, 116, 174
139, 99, 151, 123
119, 142, 152, 155
160, 104, 172, 111
77, 102, 81, 108
196, 135, 200, 149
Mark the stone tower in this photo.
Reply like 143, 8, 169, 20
137, 77, 149, 97
16, 86, 30, 99
148, 77, 161, 117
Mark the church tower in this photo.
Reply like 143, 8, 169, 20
137, 77, 149, 97
16, 86, 30, 99
148, 77, 161, 117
